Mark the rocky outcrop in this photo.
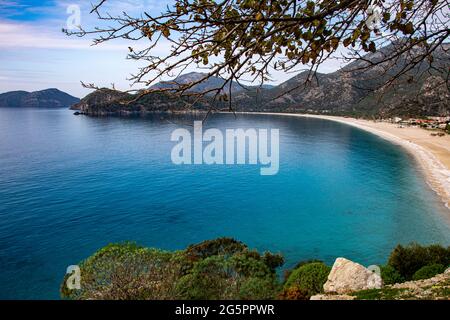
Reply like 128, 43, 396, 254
323, 258, 383, 294
312, 266, 450, 300
70, 89, 132, 112
385, 267, 450, 300
70, 88, 211, 115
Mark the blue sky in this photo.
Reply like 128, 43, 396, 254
1, 0, 55, 20
0, 0, 344, 98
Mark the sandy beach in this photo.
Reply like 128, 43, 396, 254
242, 112, 450, 210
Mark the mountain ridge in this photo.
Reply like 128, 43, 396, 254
0, 89, 80, 108
72, 42, 450, 117
151, 71, 275, 93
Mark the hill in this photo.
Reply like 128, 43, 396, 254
0, 89, 80, 108
151, 71, 275, 94
74, 42, 450, 117
234, 42, 450, 116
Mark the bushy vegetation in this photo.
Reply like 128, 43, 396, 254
176, 253, 280, 299
412, 264, 446, 281
380, 265, 404, 285
282, 262, 331, 299
278, 286, 309, 300
61, 240, 449, 300
61, 242, 181, 300
387, 243, 450, 280
61, 238, 283, 300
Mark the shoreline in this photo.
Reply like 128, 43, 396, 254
235, 112, 450, 211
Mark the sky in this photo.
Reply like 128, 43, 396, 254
0, 0, 344, 98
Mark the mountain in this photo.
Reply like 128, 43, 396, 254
233, 42, 450, 116
151, 72, 275, 93
75, 42, 450, 117
0, 89, 80, 108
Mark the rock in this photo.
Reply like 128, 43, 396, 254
387, 269, 450, 300
323, 258, 383, 294
392, 270, 449, 290
310, 294, 355, 300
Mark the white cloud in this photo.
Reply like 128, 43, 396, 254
0, 21, 128, 50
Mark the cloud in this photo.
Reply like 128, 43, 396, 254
0, 20, 136, 50
0, 20, 84, 49
0, 0, 348, 97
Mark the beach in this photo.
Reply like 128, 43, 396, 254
253, 113, 450, 210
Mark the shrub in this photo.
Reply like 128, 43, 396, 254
184, 238, 248, 261
61, 238, 283, 300
176, 256, 237, 300
380, 265, 404, 285
283, 259, 323, 281
238, 277, 280, 300
176, 255, 279, 299
278, 286, 309, 300
388, 243, 450, 280
262, 251, 285, 272
284, 262, 331, 298
412, 264, 446, 281
61, 243, 181, 300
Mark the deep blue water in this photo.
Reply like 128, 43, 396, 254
0, 108, 449, 299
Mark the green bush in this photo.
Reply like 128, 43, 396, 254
284, 262, 331, 298
177, 253, 279, 300
61, 242, 181, 300
262, 251, 285, 271
388, 243, 450, 280
184, 238, 248, 261
284, 259, 323, 281
412, 264, 446, 281
380, 265, 404, 285
61, 238, 282, 300
176, 256, 236, 300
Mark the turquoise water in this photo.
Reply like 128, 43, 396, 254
0, 108, 449, 299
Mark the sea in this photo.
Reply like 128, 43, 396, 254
0, 107, 449, 299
